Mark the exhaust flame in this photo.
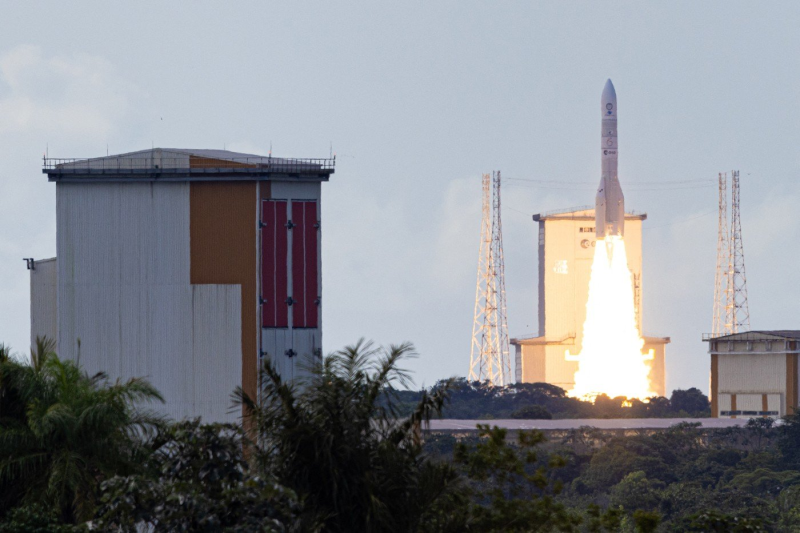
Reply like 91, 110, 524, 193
567, 236, 655, 400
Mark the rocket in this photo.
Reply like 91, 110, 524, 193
596, 79, 624, 239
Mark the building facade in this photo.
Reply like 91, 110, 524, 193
29, 148, 333, 422
706, 330, 800, 418
511, 207, 669, 396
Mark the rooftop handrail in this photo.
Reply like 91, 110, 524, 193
536, 205, 647, 218
43, 155, 336, 172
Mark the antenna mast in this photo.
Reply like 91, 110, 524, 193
469, 171, 512, 385
712, 172, 730, 336
726, 170, 751, 333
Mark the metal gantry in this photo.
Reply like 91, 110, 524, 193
713, 170, 751, 336
469, 171, 512, 386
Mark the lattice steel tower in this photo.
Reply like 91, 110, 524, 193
712, 172, 730, 337
727, 170, 750, 332
469, 171, 512, 385
712, 170, 751, 336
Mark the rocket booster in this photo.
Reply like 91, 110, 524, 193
596, 79, 624, 239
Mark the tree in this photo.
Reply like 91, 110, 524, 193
234, 339, 463, 533
0, 347, 163, 522
95, 420, 298, 531
675, 509, 767, 532
0, 503, 79, 532
454, 425, 580, 532
609, 471, 664, 512
511, 404, 553, 420
669, 388, 711, 416
778, 409, 800, 467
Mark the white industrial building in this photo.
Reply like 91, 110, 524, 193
29, 149, 333, 422
511, 206, 669, 396
706, 331, 800, 418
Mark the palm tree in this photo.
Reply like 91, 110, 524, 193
234, 339, 463, 533
0, 341, 164, 522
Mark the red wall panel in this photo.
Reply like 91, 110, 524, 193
291, 201, 319, 328
303, 202, 319, 328
262, 201, 289, 327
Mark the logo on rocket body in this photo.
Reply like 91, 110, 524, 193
596, 79, 624, 240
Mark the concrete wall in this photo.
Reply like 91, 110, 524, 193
30, 258, 57, 348
56, 182, 241, 423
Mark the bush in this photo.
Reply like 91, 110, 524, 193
511, 404, 553, 419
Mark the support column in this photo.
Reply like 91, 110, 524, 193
787, 353, 798, 416
710, 353, 719, 417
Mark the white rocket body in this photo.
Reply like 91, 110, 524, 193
596, 79, 624, 239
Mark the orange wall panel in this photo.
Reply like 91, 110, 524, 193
190, 182, 258, 408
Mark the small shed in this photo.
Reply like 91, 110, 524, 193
705, 330, 800, 418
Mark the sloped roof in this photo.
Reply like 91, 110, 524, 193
43, 148, 335, 182
710, 330, 800, 341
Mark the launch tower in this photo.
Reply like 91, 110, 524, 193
469, 172, 512, 386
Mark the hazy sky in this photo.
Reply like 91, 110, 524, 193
1, 2, 799, 394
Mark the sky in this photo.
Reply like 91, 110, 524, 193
1, 2, 799, 394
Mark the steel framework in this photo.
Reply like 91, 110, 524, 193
469, 171, 512, 385
712, 172, 730, 337
727, 170, 751, 332
712, 171, 750, 336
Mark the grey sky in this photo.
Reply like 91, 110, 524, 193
1, 2, 798, 394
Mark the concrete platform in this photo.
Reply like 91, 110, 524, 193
427, 418, 750, 432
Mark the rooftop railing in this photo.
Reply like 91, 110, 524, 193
43, 155, 335, 173
535, 205, 647, 218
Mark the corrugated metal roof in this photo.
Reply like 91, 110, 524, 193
708, 330, 800, 341
42, 148, 335, 182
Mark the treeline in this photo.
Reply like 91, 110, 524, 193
426, 416, 800, 530
389, 378, 711, 420
0, 338, 791, 531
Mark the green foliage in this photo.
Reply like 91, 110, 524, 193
631, 509, 660, 533
727, 467, 800, 497
0, 503, 81, 532
0, 339, 163, 522
585, 503, 623, 532
669, 387, 711, 417
511, 404, 553, 419
235, 339, 463, 533
778, 409, 800, 467
3, 336, 799, 531
392, 379, 712, 420
675, 509, 767, 532
95, 420, 298, 532
453, 425, 580, 532
609, 471, 664, 512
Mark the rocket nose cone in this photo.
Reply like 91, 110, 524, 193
602, 79, 616, 115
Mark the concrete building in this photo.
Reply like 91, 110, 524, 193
29, 148, 334, 422
706, 330, 800, 418
511, 206, 669, 396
